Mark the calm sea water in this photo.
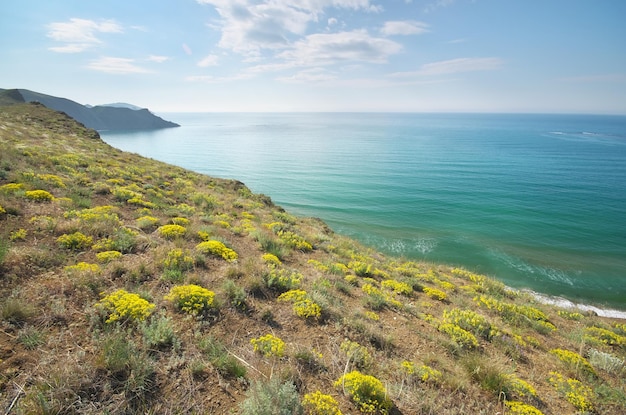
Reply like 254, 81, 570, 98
101, 113, 626, 309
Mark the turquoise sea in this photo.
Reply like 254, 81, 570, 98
101, 113, 626, 310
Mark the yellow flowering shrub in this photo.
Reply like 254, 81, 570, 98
175, 202, 196, 216
263, 253, 282, 267
401, 361, 442, 383
381, 279, 413, 295
348, 261, 372, 277
24, 189, 54, 202
584, 326, 625, 347
423, 287, 447, 301
157, 224, 187, 239
171, 217, 190, 226
557, 310, 584, 320
334, 371, 392, 414
165, 284, 216, 315
548, 371, 594, 412
443, 308, 494, 340
136, 215, 160, 230
64, 262, 101, 275
196, 240, 238, 262
364, 311, 380, 321
0, 205, 5, 215
438, 323, 479, 350
163, 248, 194, 271
277, 230, 313, 252
303, 391, 343, 415
9, 229, 27, 241
278, 289, 322, 320
505, 401, 545, 415
250, 333, 285, 357
505, 374, 537, 399
95, 289, 155, 323
264, 268, 302, 292
474, 295, 556, 333
96, 250, 123, 263
550, 349, 596, 378
0, 183, 24, 193
308, 259, 330, 273
36, 173, 66, 188
57, 231, 93, 250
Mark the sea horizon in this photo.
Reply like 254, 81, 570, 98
102, 112, 626, 312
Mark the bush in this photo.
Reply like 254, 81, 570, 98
505, 401, 545, 415
240, 378, 303, 415
157, 224, 187, 239
250, 333, 285, 357
96, 250, 123, 263
548, 371, 594, 412
196, 240, 238, 262
303, 391, 343, 415
163, 248, 194, 271
550, 348, 597, 378
423, 287, 447, 301
438, 323, 478, 350
24, 189, 54, 202
165, 284, 217, 316
141, 314, 177, 350
340, 340, 372, 370
57, 231, 93, 250
335, 370, 392, 414
442, 308, 494, 340
95, 289, 155, 324
263, 268, 302, 293
278, 289, 321, 320
199, 335, 247, 379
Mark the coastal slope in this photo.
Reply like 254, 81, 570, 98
0, 103, 624, 414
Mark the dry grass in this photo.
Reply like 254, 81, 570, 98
0, 103, 625, 414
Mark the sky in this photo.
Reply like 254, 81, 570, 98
1, 0, 625, 113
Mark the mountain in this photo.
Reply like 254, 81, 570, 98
99, 102, 144, 111
0, 88, 179, 131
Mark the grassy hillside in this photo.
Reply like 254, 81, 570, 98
1, 103, 625, 415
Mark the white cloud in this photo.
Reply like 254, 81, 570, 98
559, 74, 626, 83
276, 68, 337, 83
381, 20, 429, 36
182, 43, 193, 55
47, 18, 122, 53
278, 30, 403, 66
328, 17, 338, 26
198, 54, 219, 67
196, 0, 382, 57
148, 55, 170, 63
390, 57, 503, 77
86, 57, 151, 74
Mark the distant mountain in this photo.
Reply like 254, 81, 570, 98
100, 102, 145, 111
0, 88, 179, 131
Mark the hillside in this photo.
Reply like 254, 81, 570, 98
0, 103, 625, 415
0, 89, 179, 131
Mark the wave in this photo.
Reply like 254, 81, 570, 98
528, 291, 626, 320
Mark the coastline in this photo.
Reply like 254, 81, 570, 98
526, 290, 626, 320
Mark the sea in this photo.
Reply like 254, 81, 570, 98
100, 113, 626, 312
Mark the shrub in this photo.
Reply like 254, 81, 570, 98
504, 401, 545, 415
401, 361, 442, 383
584, 326, 625, 347
423, 287, 447, 301
303, 391, 343, 415
277, 230, 313, 251
340, 340, 372, 370
240, 378, 303, 415
141, 314, 177, 350
95, 289, 155, 324
443, 308, 494, 340
57, 231, 93, 250
550, 348, 596, 378
381, 279, 413, 295
262, 253, 282, 267
588, 348, 624, 374
348, 261, 372, 277
548, 371, 594, 412
9, 228, 27, 241
163, 248, 194, 271
96, 250, 123, 263
24, 189, 54, 202
136, 215, 159, 230
278, 289, 322, 320
196, 240, 238, 262
0, 183, 24, 193
165, 284, 216, 316
171, 216, 190, 226
263, 268, 302, 293
250, 333, 285, 357
1, 298, 34, 325
557, 310, 584, 320
438, 323, 479, 350
335, 370, 392, 414
157, 224, 187, 240
64, 262, 101, 275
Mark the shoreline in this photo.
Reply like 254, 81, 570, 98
525, 290, 626, 320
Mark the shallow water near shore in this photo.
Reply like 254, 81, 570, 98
101, 113, 626, 310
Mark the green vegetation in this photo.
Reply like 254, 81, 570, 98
0, 103, 624, 414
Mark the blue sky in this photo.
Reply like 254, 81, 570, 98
1, 0, 625, 113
